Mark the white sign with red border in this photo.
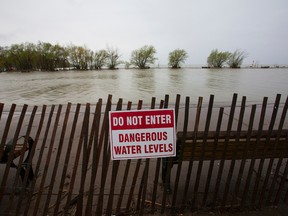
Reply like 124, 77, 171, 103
109, 109, 176, 160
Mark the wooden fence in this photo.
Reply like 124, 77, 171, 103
0, 94, 288, 215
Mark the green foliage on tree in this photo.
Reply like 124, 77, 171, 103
106, 47, 121, 70
168, 49, 188, 68
94, 50, 108, 69
130, 45, 157, 69
207, 49, 231, 68
227, 50, 247, 68
68, 44, 94, 70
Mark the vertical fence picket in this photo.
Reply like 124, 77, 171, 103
241, 97, 268, 208
0, 103, 3, 121
233, 104, 256, 206
138, 97, 157, 216
106, 99, 123, 215
42, 103, 71, 214
212, 93, 237, 209
0, 104, 16, 173
115, 101, 132, 213
262, 96, 288, 206
53, 103, 81, 215
192, 95, 214, 207
17, 105, 47, 215
171, 96, 189, 211
8, 105, 38, 213
268, 97, 288, 206
85, 99, 102, 215
221, 96, 246, 207
75, 103, 90, 216
202, 107, 224, 206
274, 133, 288, 205
150, 99, 164, 213
258, 94, 283, 207
180, 97, 203, 211
1, 104, 27, 207
125, 100, 143, 213
32, 105, 62, 216
251, 94, 281, 207
24, 105, 52, 216
95, 96, 112, 216
0, 104, 16, 204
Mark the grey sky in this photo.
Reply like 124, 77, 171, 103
1, 0, 287, 65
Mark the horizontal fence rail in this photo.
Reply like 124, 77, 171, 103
0, 94, 288, 215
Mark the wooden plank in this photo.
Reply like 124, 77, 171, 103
139, 97, 157, 216
33, 105, 62, 216
202, 107, 224, 206
95, 95, 113, 216
222, 96, 246, 207
212, 93, 237, 209
43, 103, 71, 214
181, 96, 203, 211
161, 94, 172, 213
85, 99, 102, 215
251, 94, 281, 207
76, 103, 90, 216
8, 106, 38, 214
192, 95, 214, 207
233, 104, 257, 206
0, 104, 16, 167
0, 104, 27, 206
125, 100, 143, 213
23, 105, 51, 215
150, 99, 164, 213
171, 96, 189, 211
116, 101, 132, 213
53, 103, 81, 215
267, 96, 288, 204
106, 99, 123, 215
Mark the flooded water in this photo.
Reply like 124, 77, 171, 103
0, 68, 287, 105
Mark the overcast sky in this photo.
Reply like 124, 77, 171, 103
1, 0, 288, 65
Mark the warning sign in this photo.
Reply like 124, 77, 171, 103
109, 109, 176, 160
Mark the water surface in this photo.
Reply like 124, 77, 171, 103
0, 68, 287, 105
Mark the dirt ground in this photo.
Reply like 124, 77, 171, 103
146, 204, 287, 215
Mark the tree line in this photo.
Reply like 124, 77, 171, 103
0, 42, 247, 72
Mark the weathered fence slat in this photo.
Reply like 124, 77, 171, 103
1, 104, 27, 208
181, 96, 203, 211
125, 100, 143, 213
171, 96, 189, 211
53, 103, 81, 215
33, 105, 62, 216
221, 96, 246, 207
251, 94, 281, 207
150, 99, 164, 213
202, 107, 224, 206
106, 99, 123, 215
240, 97, 268, 208
85, 99, 102, 215
233, 104, 257, 207
96, 95, 112, 216
212, 93, 237, 209
17, 105, 47, 215
43, 103, 71, 214
0, 104, 16, 171
115, 101, 132, 213
192, 95, 214, 207
263, 95, 288, 206
8, 105, 38, 213
24, 105, 54, 215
